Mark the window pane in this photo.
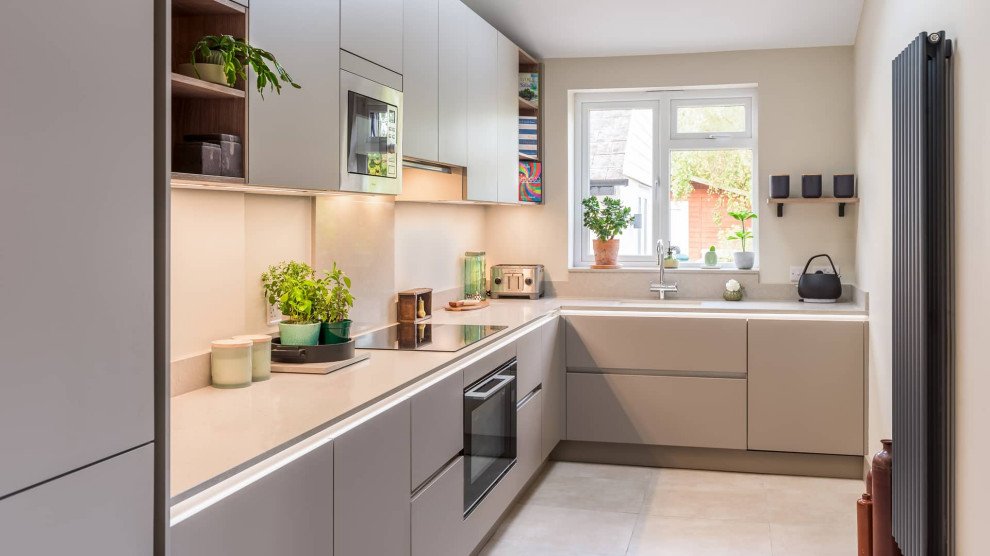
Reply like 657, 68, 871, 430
586, 108, 654, 257
676, 105, 746, 134
669, 149, 753, 263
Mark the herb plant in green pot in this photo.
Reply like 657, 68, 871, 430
582, 196, 636, 268
318, 262, 355, 345
262, 261, 322, 346
728, 210, 758, 270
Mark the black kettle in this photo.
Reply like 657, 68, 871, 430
797, 254, 842, 301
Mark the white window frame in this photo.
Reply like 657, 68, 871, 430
572, 87, 759, 269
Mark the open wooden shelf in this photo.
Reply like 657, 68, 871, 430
519, 153, 539, 161
518, 97, 538, 111
173, 0, 245, 16
172, 72, 245, 100
171, 172, 247, 186
767, 197, 859, 217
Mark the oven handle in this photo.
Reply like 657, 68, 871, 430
464, 374, 516, 401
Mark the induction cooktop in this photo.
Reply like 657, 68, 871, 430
354, 323, 507, 352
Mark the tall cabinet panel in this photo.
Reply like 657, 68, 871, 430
465, 9, 498, 202
248, 0, 340, 189
340, 0, 404, 74
0, 445, 153, 554
496, 32, 521, 204
0, 0, 153, 498
438, 0, 468, 166
334, 401, 412, 556
541, 316, 565, 459
403, 0, 439, 161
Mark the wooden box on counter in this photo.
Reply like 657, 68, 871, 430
398, 288, 432, 323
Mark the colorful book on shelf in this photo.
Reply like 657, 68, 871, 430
519, 73, 539, 107
519, 161, 542, 202
519, 116, 538, 156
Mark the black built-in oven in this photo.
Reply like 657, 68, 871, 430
463, 358, 517, 515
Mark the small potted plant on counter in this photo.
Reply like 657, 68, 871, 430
582, 196, 636, 268
723, 279, 743, 301
262, 261, 322, 346
319, 262, 355, 345
181, 34, 302, 98
728, 209, 758, 270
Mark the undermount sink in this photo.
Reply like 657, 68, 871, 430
617, 300, 704, 307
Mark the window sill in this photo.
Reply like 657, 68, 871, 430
568, 266, 759, 275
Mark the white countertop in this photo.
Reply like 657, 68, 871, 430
170, 295, 866, 500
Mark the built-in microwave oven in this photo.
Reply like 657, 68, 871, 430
339, 69, 402, 194
463, 358, 518, 516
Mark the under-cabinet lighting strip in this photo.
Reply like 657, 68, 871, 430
170, 312, 556, 525
559, 309, 868, 322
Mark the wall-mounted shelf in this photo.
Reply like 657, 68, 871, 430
171, 172, 246, 186
172, 0, 245, 16
171, 73, 245, 100
768, 197, 859, 217
518, 97, 538, 111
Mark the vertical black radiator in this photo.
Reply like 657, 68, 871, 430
891, 31, 953, 556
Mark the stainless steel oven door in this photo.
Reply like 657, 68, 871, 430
339, 69, 402, 194
463, 359, 517, 515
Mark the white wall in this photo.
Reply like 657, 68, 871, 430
854, 0, 988, 550
486, 46, 858, 288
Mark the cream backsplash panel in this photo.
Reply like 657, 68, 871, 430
394, 202, 487, 293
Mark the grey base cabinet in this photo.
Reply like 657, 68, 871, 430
411, 371, 463, 489
541, 316, 565, 459
516, 325, 543, 397
412, 458, 467, 556
0, 445, 153, 555
748, 319, 866, 455
171, 442, 334, 556
334, 400, 411, 556
516, 390, 543, 483
566, 373, 747, 450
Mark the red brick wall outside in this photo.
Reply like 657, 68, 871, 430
683, 184, 742, 260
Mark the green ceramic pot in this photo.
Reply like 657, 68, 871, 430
723, 290, 743, 302
704, 250, 719, 267
278, 322, 321, 346
321, 319, 352, 345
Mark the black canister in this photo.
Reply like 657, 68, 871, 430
834, 174, 855, 198
770, 175, 790, 199
802, 174, 823, 198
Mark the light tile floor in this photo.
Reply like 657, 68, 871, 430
478, 462, 863, 556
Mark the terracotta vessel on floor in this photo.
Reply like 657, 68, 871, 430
871, 439, 899, 556
592, 239, 620, 267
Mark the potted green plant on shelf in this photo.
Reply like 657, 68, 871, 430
262, 261, 322, 345
704, 245, 719, 267
582, 196, 636, 268
318, 262, 355, 345
728, 209, 758, 270
181, 34, 302, 98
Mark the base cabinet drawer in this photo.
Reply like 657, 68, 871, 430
411, 371, 463, 489
516, 389, 543, 482
412, 458, 467, 556
566, 373, 747, 450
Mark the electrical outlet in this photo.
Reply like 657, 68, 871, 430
811, 264, 839, 275
789, 266, 804, 282
266, 301, 282, 325
791, 264, 840, 282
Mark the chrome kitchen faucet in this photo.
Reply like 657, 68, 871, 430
650, 239, 679, 299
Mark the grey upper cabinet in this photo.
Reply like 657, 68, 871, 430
541, 316, 565, 459
465, 9, 498, 202
516, 325, 543, 397
0, 445, 153, 555
437, 0, 469, 166
172, 442, 334, 556
403, 0, 439, 161
341, 0, 404, 74
411, 371, 463, 489
334, 401, 411, 556
0, 0, 153, 497
748, 319, 866, 455
248, 0, 340, 190
496, 32, 520, 204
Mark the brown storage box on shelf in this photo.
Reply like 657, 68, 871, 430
173, 141, 222, 176
184, 134, 243, 177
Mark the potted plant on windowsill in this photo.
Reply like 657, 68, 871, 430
262, 261, 322, 346
728, 209, 758, 270
179, 34, 302, 98
582, 196, 636, 268
318, 262, 355, 345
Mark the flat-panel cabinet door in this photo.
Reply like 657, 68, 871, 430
0, 0, 153, 497
516, 325, 543, 397
0, 445, 153, 555
172, 442, 334, 556
516, 389, 543, 481
403, 0, 439, 162
465, 9, 498, 202
412, 458, 466, 556
541, 316, 565, 459
249, 0, 339, 189
496, 32, 520, 204
334, 401, 411, 556
438, 0, 468, 166
411, 371, 463, 489
748, 319, 866, 455
340, 0, 404, 74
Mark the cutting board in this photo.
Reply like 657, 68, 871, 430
444, 300, 490, 312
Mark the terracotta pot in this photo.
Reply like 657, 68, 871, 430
857, 492, 874, 556
871, 439, 896, 556
592, 239, 620, 266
